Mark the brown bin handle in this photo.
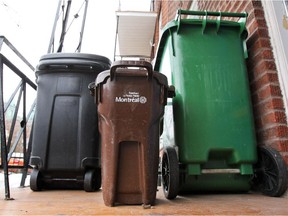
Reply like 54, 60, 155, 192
110, 60, 153, 81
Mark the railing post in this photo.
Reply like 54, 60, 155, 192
0, 55, 13, 200
20, 119, 34, 187
0, 36, 37, 199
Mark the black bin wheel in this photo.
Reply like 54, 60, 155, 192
84, 169, 101, 192
30, 169, 42, 191
161, 146, 179, 199
253, 146, 288, 197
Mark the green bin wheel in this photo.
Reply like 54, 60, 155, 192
84, 169, 101, 192
30, 169, 42, 191
161, 147, 179, 199
253, 146, 288, 197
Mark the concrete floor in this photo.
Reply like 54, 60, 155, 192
0, 183, 287, 215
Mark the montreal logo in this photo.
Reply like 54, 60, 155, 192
139, 96, 147, 104
115, 96, 147, 104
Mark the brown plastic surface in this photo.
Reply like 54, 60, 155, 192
95, 61, 168, 206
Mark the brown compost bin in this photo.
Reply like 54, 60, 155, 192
92, 60, 171, 206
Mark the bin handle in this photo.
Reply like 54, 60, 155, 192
176, 9, 248, 34
176, 9, 247, 19
88, 82, 95, 96
110, 60, 153, 81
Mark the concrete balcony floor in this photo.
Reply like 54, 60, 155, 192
0, 174, 287, 215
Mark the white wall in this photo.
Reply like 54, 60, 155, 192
262, 0, 288, 118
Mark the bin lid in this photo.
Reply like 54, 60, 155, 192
36, 52, 111, 72
154, 10, 248, 71
96, 62, 168, 87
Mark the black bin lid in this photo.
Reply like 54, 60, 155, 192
36, 52, 111, 73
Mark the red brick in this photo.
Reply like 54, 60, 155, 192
232, 1, 241, 12
262, 111, 287, 125
247, 12, 255, 26
181, 1, 191, 11
198, 0, 204, 10
251, 83, 267, 101
253, 8, 265, 19
247, 47, 274, 69
247, 28, 270, 47
253, 97, 284, 114
270, 139, 288, 152
211, 0, 221, 11
247, 20, 258, 34
224, 1, 232, 13
256, 85, 282, 101
247, 36, 271, 55
270, 125, 288, 137
257, 27, 269, 39
257, 125, 288, 142
205, 0, 213, 11
251, 72, 279, 93
247, 19, 268, 34
237, 0, 250, 13
251, 0, 263, 9
248, 49, 275, 74
261, 49, 273, 59
251, 60, 277, 79
246, 1, 254, 14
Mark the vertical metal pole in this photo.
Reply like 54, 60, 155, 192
20, 82, 28, 187
47, 0, 63, 53
57, 0, 72, 52
0, 37, 4, 51
6, 82, 23, 151
114, 15, 119, 62
0, 56, 13, 200
76, 0, 89, 52
22, 82, 27, 177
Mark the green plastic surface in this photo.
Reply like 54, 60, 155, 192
155, 11, 257, 191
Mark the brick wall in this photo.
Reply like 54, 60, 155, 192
152, 0, 288, 164
151, 0, 191, 58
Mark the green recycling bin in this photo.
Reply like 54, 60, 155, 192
154, 10, 258, 198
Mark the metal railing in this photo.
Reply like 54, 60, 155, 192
0, 36, 37, 200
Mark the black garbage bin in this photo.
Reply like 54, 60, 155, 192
29, 53, 111, 192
